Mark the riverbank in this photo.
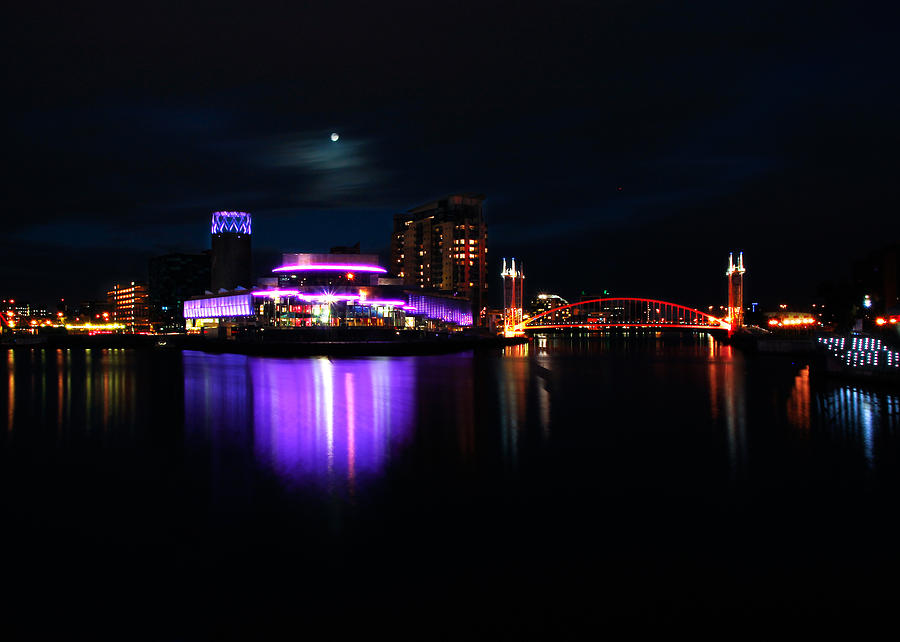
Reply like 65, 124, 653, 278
3, 331, 529, 356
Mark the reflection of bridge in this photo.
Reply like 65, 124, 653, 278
519, 298, 731, 332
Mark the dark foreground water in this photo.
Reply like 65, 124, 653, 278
3, 336, 900, 638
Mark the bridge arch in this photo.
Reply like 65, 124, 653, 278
520, 297, 730, 331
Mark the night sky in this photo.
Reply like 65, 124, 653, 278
4, 1, 898, 308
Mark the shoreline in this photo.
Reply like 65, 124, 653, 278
3, 333, 530, 357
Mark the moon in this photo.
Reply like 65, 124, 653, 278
330, 132, 339, 142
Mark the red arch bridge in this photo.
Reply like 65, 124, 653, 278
515, 298, 731, 333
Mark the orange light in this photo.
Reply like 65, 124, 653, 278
346, 273, 355, 280
876, 317, 886, 326
768, 319, 780, 326
891, 318, 898, 324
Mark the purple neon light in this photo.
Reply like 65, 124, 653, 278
297, 294, 360, 302
184, 293, 253, 319
406, 293, 473, 326
251, 289, 300, 297
360, 299, 407, 307
211, 211, 252, 235
272, 264, 388, 274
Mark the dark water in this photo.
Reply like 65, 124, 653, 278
3, 337, 900, 638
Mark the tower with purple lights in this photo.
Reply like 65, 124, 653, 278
211, 211, 252, 292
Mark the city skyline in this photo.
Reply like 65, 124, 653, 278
4, 2, 899, 306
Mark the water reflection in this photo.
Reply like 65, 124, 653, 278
786, 366, 811, 431
7, 350, 13, 432
706, 343, 747, 479
183, 352, 416, 492
816, 385, 900, 467
3, 347, 143, 442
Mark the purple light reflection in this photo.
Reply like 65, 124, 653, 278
183, 352, 416, 493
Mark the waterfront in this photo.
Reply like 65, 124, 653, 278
3, 336, 900, 637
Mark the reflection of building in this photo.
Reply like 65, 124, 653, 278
211, 211, 252, 292
391, 194, 488, 323
726, 251, 746, 330
182, 353, 416, 492
108, 282, 151, 333
149, 252, 211, 332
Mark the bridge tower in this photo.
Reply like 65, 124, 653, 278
726, 251, 746, 330
501, 258, 525, 336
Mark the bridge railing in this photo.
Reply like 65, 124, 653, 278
517, 298, 730, 331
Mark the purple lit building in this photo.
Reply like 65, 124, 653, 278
211, 211, 252, 292
185, 246, 474, 335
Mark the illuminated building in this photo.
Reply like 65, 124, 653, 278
501, 258, 525, 335
71, 300, 113, 325
107, 282, 151, 333
818, 335, 900, 375
725, 251, 746, 330
185, 251, 474, 335
406, 292, 473, 327
149, 252, 211, 332
211, 211, 252, 292
530, 293, 572, 324
390, 194, 488, 324
766, 312, 818, 328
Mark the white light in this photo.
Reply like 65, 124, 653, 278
330, 132, 339, 142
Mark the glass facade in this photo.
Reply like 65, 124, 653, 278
184, 294, 253, 319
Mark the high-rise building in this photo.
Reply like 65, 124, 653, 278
108, 282, 151, 333
726, 251, 746, 330
530, 293, 572, 324
149, 252, 211, 332
211, 211, 252, 292
390, 194, 488, 322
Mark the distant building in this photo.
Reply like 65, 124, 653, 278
108, 282, 151, 333
391, 194, 488, 323
1, 299, 30, 325
73, 300, 113, 324
149, 252, 211, 332
211, 211, 252, 292
530, 293, 572, 324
